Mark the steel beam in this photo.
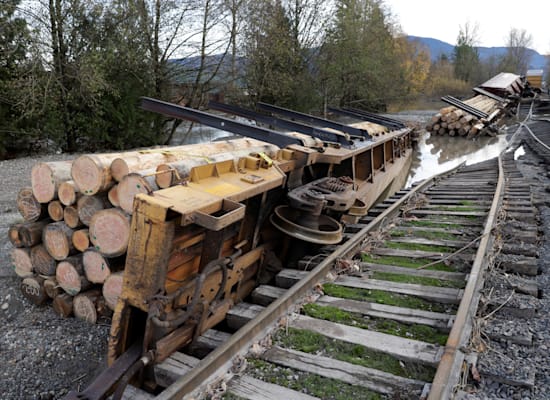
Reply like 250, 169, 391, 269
256, 102, 371, 139
472, 87, 506, 103
441, 95, 488, 119
140, 97, 304, 148
208, 101, 360, 147
328, 107, 405, 129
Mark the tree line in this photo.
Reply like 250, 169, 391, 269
0, 0, 544, 157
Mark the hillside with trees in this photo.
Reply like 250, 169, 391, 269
0, 0, 547, 158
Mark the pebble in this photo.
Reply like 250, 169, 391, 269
1, 302, 8, 310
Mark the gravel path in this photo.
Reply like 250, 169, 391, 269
0, 154, 110, 400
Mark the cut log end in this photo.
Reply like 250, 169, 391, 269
89, 208, 131, 257
31, 163, 57, 203
103, 271, 124, 310
17, 187, 46, 222
110, 158, 130, 182
58, 181, 79, 206
155, 164, 175, 189
43, 222, 74, 260
31, 244, 56, 276
117, 171, 158, 214
21, 276, 49, 305
53, 293, 73, 317
72, 229, 90, 252
56, 256, 89, 296
71, 155, 113, 196
48, 200, 65, 222
11, 247, 33, 278
83, 249, 115, 284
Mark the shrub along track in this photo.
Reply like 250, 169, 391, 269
144, 156, 508, 400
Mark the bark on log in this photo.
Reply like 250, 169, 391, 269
117, 169, 159, 214
43, 221, 75, 260
47, 200, 64, 222
8, 224, 24, 248
89, 208, 131, 257
17, 187, 47, 222
31, 244, 57, 276
43, 277, 62, 299
52, 293, 73, 317
83, 249, 124, 284
77, 194, 111, 226
102, 271, 124, 310
10, 247, 33, 277
72, 228, 90, 252
20, 275, 49, 305
71, 154, 117, 196
56, 254, 91, 296
63, 205, 82, 229
19, 219, 50, 247
58, 180, 80, 206
31, 161, 73, 203
73, 289, 110, 324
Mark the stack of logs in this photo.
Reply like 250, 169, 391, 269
426, 95, 501, 138
9, 138, 278, 324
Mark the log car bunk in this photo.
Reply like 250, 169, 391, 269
66, 98, 413, 399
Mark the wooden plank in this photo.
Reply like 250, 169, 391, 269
228, 375, 320, 400
263, 346, 426, 395
187, 329, 232, 358
408, 210, 486, 217
251, 285, 287, 306
335, 276, 463, 304
371, 247, 475, 261
316, 295, 453, 331
155, 352, 200, 388
360, 262, 467, 282
395, 225, 478, 235
290, 314, 441, 366
226, 302, 265, 330
275, 269, 309, 288
388, 236, 469, 248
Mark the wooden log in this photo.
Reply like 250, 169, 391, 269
73, 289, 110, 324
89, 208, 131, 257
47, 200, 64, 222
103, 271, 124, 310
43, 277, 62, 299
58, 180, 80, 206
10, 247, 33, 277
42, 221, 75, 260
117, 169, 159, 214
56, 254, 91, 296
72, 228, 90, 252
77, 194, 111, 226
20, 275, 49, 305
63, 205, 82, 228
71, 154, 119, 195
31, 161, 73, 203
8, 224, 24, 248
108, 185, 119, 207
19, 220, 49, 247
83, 249, 124, 284
17, 187, 47, 222
31, 244, 57, 276
52, 293, 73, 317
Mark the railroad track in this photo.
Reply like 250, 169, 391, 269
130, 155, 505, 400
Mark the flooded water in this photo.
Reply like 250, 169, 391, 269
406, 131, 509, 187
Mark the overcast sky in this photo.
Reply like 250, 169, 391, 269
384, 0, 550, 55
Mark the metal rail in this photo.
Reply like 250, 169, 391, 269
441, 95, 489, 119
140, 97, 304, 149
473, 87, 506, 103
208, 101, 358, 147
328, 106, 406, 129
155, 163, 467, 400
257, 102, 371, 139
428, 155, 504, 399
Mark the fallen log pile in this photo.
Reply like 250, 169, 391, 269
9, 138, 278, 324
426, 95, 503, 138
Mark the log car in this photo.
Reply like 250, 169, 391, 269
106, 99, 414, 391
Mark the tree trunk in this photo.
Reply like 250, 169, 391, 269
9, 219, 49, 248
117, 169, 159, 214
102, 271, 124, 310
31, 161, 72, 203
43, 277, 62, 299
58, 180, 80, 206
108, 185, 119, 207
55, 254, 91, 296
20, 275, 49, 305
17, 187, 47, 222
52, 293, 73, 317
63, 205, 82, 229
42, 221, 75, 260
83, 249, 124, 284
88, 208, 131, 257
73, 289, 110, 324
77, 193, 111, 226
72, 228, 90, 252
10, 247, 33, 278
31, 244, 57, 276
47, 200, 64, 222
71, 154, 118, 195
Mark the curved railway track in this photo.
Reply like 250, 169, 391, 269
136, 156, 506, 400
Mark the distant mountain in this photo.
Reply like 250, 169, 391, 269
408, 35, 547, 71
